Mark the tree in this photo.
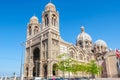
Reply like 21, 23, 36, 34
87, 60, 101, 78
57, 54, 101, 79
57, 53, 79, 79
57, 53, 68, 79
65, 57, 78, 79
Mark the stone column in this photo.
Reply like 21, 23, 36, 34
47, 60, 52, 78
47, 30, 52, 78
28, 41, 33, 79
39, 61, 43, 77
48, 30, 52, 59
49, 12, 52, 28
58, 70, 63, 78
23, 66, 26, 78
28, 64, 33, 79
39, 35, 43, 77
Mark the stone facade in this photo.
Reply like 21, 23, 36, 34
105, 51, 120, 77
24, 2, 120, 79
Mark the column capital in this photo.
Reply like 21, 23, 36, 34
40, 61, 43, 63
41, 34, 43, 36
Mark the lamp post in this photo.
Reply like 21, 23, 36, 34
20, 42, 25, 80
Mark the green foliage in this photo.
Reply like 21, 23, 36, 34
86, 60, 101, 77
53, 64, 58, 71
57, 53, 68, 72
57, 53, 78, 73
65, 58, 78, 73
57, 53, 101, 78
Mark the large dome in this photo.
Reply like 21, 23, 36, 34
30, 16, 39, 24
94, 40, 107, 48
45, 2, 56, 11
77, 26, 92, 42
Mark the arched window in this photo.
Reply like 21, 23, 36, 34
52, 17, 54, 25
85, 41, 89, 48
87, 56, 89, 61
54, 18, 56, 26
52, 14, 57, 27
85, 41, 88, 44
44, 14, 49, 27
70, 51, 74, 58
79, 42, 83, 48
97, 46, 99, 50
34, 26, 39, 34
79, 54, 83, 60
94, 47, 96, 51
29, 26, 31, 35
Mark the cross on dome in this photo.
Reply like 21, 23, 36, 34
81, 26, 85, 33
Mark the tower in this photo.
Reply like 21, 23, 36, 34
24, 2, 60, 79
27, 16, 41, 39
42, 2, 59, 32
41, 2, 60, 78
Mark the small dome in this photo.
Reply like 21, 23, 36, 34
30, 16, 39, 24
94, 40, 107, 48
45, 2, 56, 11
77, 26, 92, 42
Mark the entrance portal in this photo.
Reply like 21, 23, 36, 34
33, 48, 40, 77
52, 64, 58, 76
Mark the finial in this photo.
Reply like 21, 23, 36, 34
81, 26, 85, 32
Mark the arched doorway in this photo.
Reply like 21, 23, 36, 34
43, 64, 47, 78
33, 48, 40, 77
26, 67, 29, 78
52, 64, 58, 76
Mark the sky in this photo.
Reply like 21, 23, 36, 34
0, 0, 120, 76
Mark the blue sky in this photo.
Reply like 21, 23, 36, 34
0, 0, 120, 76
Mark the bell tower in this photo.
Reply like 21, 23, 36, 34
42, 2, 59, 32
27, 15, 41, 39
24, 2, 60, 79
40, 2, 60, 78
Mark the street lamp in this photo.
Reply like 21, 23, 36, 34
20, 42, 25, 80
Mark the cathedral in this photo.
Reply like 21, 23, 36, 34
24, 2, 120, 79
